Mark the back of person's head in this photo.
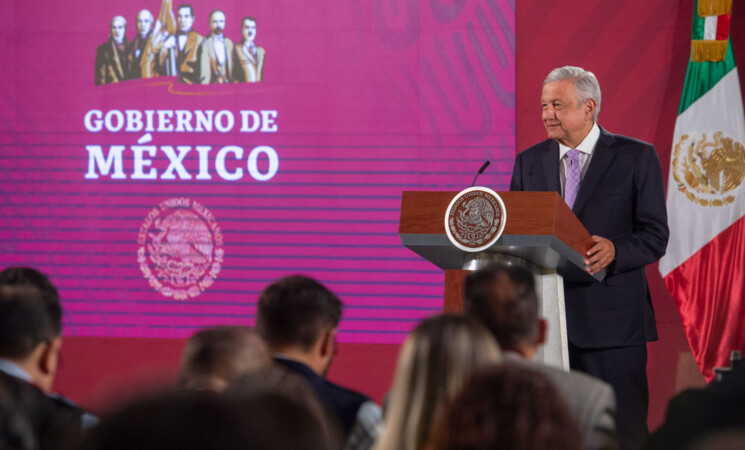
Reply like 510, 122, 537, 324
463, 263, 540, 352
428, 364, 583, 450
226, 365, 323, 412
226, 365, 343, 448
79, 390, 336, 450
255, 275, 342, 351
0, 267, 62, 360
374, 314, 501, 450
178, 326, 272, 392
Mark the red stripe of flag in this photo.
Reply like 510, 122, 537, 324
716, 14, 731, 40
663, 214, 745, 381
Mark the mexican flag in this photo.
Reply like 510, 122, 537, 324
659, 0, 745, 381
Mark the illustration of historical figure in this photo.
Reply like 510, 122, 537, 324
233, 16, 265, 82
200, 10, 234, 84
144, 3, 203, 83
95, 16, 128, 85
126, 9, 153, 79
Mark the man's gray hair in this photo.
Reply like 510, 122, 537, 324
138, 9, 153, 21
544, 66, 601, 122
111, 15, 127, 26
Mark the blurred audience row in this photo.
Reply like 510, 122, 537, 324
1, 265, 743, 450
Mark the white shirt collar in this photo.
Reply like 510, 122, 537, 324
0, 358, 33, 382
559, 122, 600, 159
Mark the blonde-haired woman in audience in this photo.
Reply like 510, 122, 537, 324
373, 314, 501, 450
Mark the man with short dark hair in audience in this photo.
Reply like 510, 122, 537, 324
0, 267, 97, 440
255, 275, 382, 450
464, 263, 619, 450
178, 325, 272, 392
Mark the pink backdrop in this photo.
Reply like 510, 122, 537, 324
1, 0, 515, 342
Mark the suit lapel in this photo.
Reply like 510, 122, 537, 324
111, 40, 125, 82
542, 141, 561, 194
572, 127, 617, 214
226, 40, 233, 73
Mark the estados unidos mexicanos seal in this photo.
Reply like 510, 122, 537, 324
137, 198, 224, 300
445, 187, 507, 252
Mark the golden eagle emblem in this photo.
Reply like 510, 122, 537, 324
673, 132, 745, 207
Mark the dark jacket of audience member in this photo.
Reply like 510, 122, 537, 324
256, 275, 382, 449
643, 361, 745, 450
463, 263, 618, 450
227, 365, 343, 448
0, 371, 83, 450
0, 267, 90, 449
428, 364, 583, 450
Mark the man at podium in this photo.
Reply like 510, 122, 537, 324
510, 66, 669, 450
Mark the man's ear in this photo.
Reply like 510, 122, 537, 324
319, 328, 336, 359
585, 98, 597, 118
39, 337, 62, 376
536, 318, 548, 346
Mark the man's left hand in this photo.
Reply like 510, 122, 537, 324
585, 235, 615, 275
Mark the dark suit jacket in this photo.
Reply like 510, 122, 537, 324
157, 31, 204, 83
643, 363, 745, 450
510, 126, 669, 348
274, 356, 371, 437
95, 39, 128, 85
126, 34, 150, 80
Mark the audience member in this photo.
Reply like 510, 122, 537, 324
373, 314, 501, 450
643, 359, 745, 450
227, 365, 343, 448
79, 390, 335, 450
256, 275, 382, 450
0, 370, 87, 450
178, 325, 272, 392
464, 263, 618, 450
427, 364, 584, 450
686, 429, 745, 450
0, 267, 93, 448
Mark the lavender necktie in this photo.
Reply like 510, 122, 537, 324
564, 149, 581, 209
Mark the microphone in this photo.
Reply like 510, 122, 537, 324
471, 160, 491, 187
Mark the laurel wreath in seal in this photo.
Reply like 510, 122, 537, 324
672, 131, 745, 207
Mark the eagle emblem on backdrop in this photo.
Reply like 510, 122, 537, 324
137, 198, 224, 299
673, 131, 745, 207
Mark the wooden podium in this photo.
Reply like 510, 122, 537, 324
398, 191, 602, 369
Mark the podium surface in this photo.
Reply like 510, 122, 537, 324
399, 191, 602, 281
399, 190, 602, 370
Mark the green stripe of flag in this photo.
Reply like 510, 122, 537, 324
679, 0, 737, 115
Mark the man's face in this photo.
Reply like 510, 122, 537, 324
210, 11, 226, 35
242, 19, 256, 43
137, 11, 153, 36
541, 80, 593, 148
111, 17, 126, 43
177, 7, 194, 32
